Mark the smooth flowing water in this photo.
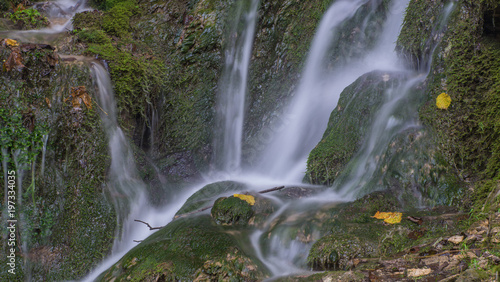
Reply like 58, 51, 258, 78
0, 0, 456, 279
253, 0, 409, 183
214, 0, 260, 174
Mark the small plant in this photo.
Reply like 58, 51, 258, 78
9, 6, 49, 29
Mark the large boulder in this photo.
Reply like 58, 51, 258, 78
98, 215, 269, 281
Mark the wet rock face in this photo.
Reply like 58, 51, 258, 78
306, 71, 407, 185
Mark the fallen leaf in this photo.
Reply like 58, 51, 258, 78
45, 97, 51, 108
3, 47, 24, 71
436, 93, 451, 109
5, 39, 19, 47
372, 211, 402, 224
233, 194, 255, 205
70, 86, 92, 110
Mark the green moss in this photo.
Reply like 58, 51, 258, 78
99, 215, 268, 281
8, 7, 49, 29
72, 10, 104, 31
211, 196, 254, 226
86, 43, 165, 121
306, 71, 405, 185
102, 3, 135, 37
77, 29, 112, 44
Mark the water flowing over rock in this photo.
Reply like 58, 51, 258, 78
3, 0, 500, 280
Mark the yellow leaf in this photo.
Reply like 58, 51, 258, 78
436, 93, 451, 109
5, 39, 19, 47
233, 194, 255, 205
372, 211, 402, 224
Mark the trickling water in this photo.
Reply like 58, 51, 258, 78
90, 63, 149, 249
214, 0, 260, 174
336, 1, 456, 202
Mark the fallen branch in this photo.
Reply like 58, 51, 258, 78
258, 186, 285, 194
134, 219, 163, 230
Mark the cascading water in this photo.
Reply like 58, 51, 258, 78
214, 0, 260, 174
253, 0, 408, 183
0, 0, 459, 279
247, 0, 414, 276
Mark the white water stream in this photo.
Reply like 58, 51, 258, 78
214, 0, 260, 174
252, 0, 409, 183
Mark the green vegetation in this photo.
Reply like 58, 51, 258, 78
211, 196, 254, 225
8, 7, 49, 29
98, 215, 268, 281
307, 71, 403, 185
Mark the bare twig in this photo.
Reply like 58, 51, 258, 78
258, 186, 285, 194
134, 219, 163, 230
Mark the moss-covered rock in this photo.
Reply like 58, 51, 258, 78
398, 0, 500, 214
98, 215, 269, 281
306, 71, 407, 185
308, 234, 377, 271
175, 180, 247, 217
243, 0, 394, 165
0, 45, 115, 280
211, 196, 254, 225
369, 127, 464, 206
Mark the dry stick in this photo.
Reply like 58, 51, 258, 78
134, 219, 163, 230
93, 100, 108, 115
136, 185, 287, 230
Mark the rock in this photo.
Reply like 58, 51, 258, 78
175, 181, 248, 217
447, 235, 465, 244
99, 215, 268, 281
407, 268, 432, 277
307, 71, 408, 185
307, 234, 377, 270
211, 196, 254, 226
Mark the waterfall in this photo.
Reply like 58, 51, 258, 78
214, 0, 260, 174
247, 0, 413, 275
335, 1, 457, 200
83, 63, 150, 280
253, 0, 408, 183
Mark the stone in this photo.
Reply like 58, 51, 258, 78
447, 235, 464, 244
407, 268, 432, 277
